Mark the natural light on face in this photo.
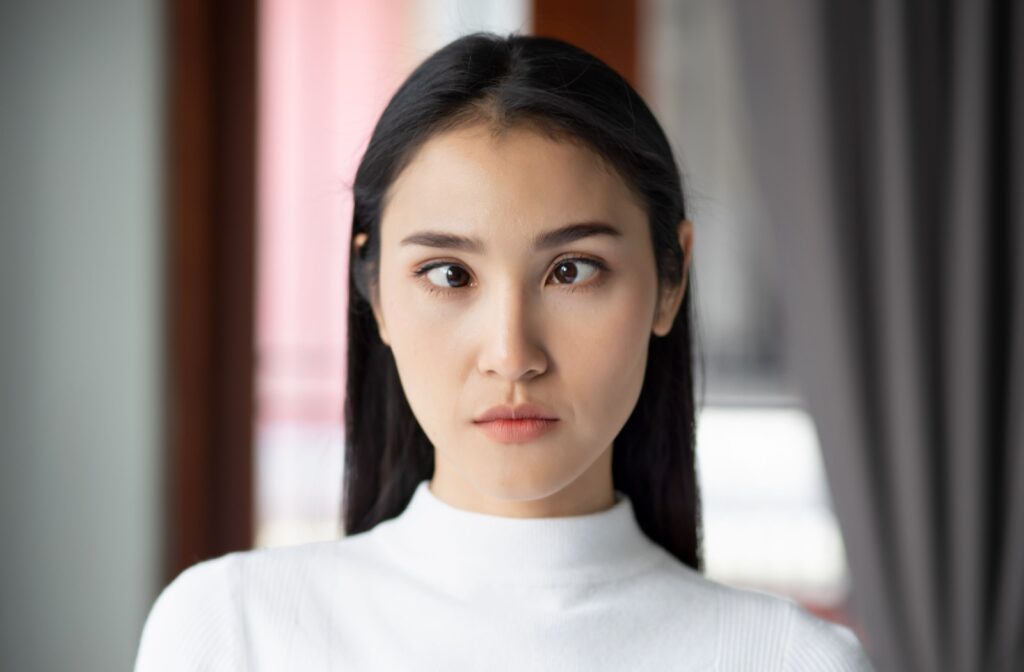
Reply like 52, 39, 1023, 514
373, 121, 664, 513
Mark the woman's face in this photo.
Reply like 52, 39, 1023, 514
366, 122, 692, 517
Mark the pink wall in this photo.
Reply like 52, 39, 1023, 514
257, 1, 407, 426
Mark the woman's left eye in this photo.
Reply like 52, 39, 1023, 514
549, 258, 602, 286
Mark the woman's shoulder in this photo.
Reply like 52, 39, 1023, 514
712, 581, 874, 670
133, 552, 245, 671
654, 561, 874, 670
779, 598, 875, 671
133, 535, 372, 671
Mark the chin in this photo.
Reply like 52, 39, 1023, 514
469, 466, 587, 503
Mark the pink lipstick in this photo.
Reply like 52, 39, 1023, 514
472, 403, 560, 444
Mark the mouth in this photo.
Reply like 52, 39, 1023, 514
473, 417, 560, 444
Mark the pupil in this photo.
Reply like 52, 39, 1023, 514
447, 266, 468, 287
558, 262, 577, 283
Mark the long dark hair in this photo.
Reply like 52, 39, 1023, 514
344, 31, 705, 571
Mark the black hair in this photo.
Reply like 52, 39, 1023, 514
344, 31, 705, 571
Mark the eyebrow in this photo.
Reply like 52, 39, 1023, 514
399, 221, 623, 253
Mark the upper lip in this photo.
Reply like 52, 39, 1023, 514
473, 403, 559, 422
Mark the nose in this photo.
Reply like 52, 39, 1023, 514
476, 284, 549, 382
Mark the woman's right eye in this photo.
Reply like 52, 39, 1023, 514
426, 264, 471, 288
415, 263, 472, 292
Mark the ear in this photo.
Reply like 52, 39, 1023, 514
652, 219, 694, 337
353, 232, 391, 347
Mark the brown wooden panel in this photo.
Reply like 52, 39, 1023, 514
532, 0, 639, 91
164, 0, 257, 583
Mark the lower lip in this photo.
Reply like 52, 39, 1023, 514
474, 418, 559, 443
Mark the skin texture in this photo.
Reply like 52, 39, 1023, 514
358, 121, 693, 518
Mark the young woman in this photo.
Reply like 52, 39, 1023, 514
135, 32, 874, 671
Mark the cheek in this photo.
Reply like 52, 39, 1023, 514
378, 277, 467, 440
555, 278, 655, 435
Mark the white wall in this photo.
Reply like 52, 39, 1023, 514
0, 1, 164, 669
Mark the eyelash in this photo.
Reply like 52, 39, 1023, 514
411, 255, 610, 298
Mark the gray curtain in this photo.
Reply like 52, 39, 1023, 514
730, 1, 1024, 671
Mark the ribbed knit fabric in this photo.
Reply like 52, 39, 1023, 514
134, 479, 875, 670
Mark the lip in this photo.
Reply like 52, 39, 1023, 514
473, 403, 559, 422
472, 403, 560, 444
474, 417, 560, 443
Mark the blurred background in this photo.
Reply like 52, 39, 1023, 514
1, 1, 1020, 671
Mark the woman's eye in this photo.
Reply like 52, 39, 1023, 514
423, 264, 472, 289
414, 256, 607, 295
550, 258, 600, 286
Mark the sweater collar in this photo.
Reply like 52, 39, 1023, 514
377, 479, 663, 588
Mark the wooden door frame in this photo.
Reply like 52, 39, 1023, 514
532, 0, 640, 92
164, 0, 257, 582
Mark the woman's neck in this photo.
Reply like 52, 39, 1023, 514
427, 445, 617, 518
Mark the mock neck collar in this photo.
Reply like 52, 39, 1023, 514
376, 479, 664, 588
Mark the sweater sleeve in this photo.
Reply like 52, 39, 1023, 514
783, 601, 876, 671
133, 554, 246, 671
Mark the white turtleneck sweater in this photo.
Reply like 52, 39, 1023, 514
134, 479, 874, 670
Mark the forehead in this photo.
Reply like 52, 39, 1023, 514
380, 123, 645, 241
